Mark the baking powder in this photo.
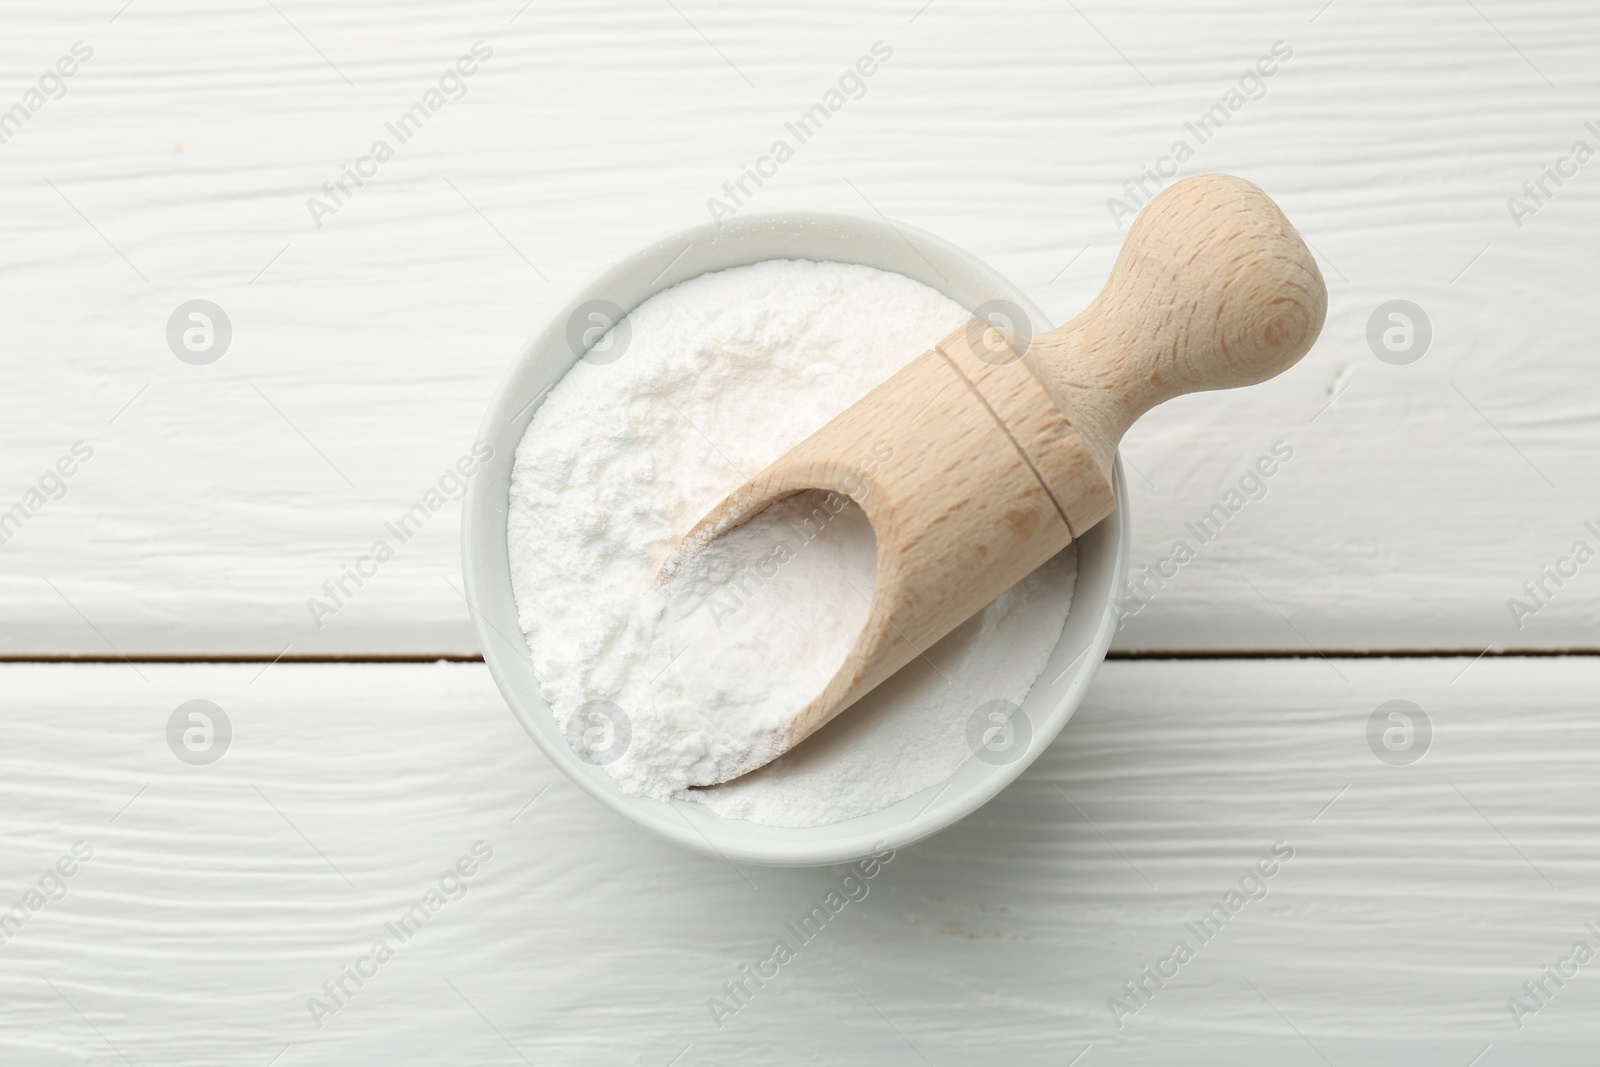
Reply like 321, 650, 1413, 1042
508, 259, 1074, 826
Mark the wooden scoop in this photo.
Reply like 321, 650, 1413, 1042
671, 174, 1327, 783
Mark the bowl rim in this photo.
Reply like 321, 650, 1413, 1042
462, 207, 1128, 867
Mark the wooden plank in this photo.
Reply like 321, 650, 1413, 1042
1, 0, 1598, 654
1, 657, 1596, 1063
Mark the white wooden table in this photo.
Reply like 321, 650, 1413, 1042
4, 1, 1597, 1063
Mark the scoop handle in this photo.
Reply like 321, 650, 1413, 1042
1025, 174, 1327, 473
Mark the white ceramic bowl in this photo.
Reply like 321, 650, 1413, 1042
462, 210, 1128, 867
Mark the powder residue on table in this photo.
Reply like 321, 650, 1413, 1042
507, 259, 1075, 827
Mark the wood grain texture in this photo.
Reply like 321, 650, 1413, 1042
938, 316, 1117, 532
4, 657, 1598, 1065
682, 342, 1077, 766
1027, 173, 1326, 491
711, 173, 1323, 767
1, 0, 1598, 656
4, 6, 1594, 1059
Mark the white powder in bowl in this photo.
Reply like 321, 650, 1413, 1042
507, 259, 1075, 827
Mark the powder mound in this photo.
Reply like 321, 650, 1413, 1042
508, 259, 1075, 825
617, 490, 876, 792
